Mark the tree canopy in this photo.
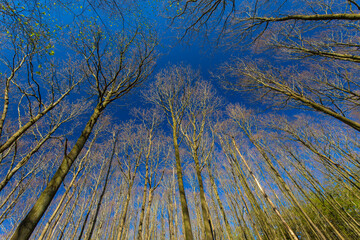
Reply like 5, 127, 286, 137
0, 0, 359, 239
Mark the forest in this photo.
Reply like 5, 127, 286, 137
0, 0, 360, 239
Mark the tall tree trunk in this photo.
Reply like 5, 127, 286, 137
38, 138, 96, 240
144, 189, 154, 240
54, 191, 80, 240
193, 149, 214, 240
231, 137, 299, 240
207, 163, 233, 239
116, 182, 134, 240
85, 154, 113, 240
76, 157, 108, 240
137, 176, 148, 240
10, 102, 106, 240
171, 123, 194, 240
243, 133, 327, 240
137, 135, 152, 240
167, 192, 175, 240
160, 207, 166, 240
192, 185, 203, 240
38, 174, 79, 240
53, 180, 84, 240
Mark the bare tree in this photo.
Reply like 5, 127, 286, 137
0, 1, 82, 155
0, 100, 87, 193
145, 65, 199, 240
137, 138, 168, 240
205, 151, 234, 239
131, 108, 163, 240
222, 60, 360, 132
169, 0, 360, 132
114, 121, 146, 240
179, 80, 220, 240
10, 21, 156, 239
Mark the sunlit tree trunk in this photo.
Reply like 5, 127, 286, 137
207, 162, 233, 239
144, 189, 154, 240
171, 118, 194, 240
116, 178, 136, 240
10, 102, 106, 240
167, 191, 175, 240
229, 107, 328, 239
37, 152, 87, 240
192, 149, 214, 240
146, 65, 201, 240
137, 170, 149, 240
231, 137, 299, 240
84, 139, 115, 240
137, 128, 154, 240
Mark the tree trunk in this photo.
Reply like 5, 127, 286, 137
207, 163, 233, 239
116, 183, 133, 240
168, 189, 175, 240
231, 137, 299, 240
85, 155, 113, 240
246, 134, 327, 240
172, 124, 194, 240
10, 103, 105, 240
144, 189, 154, 240
137, 136, 152, 240
193, 149, 214, 240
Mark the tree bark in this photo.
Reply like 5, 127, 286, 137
172, 126, 194, 240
